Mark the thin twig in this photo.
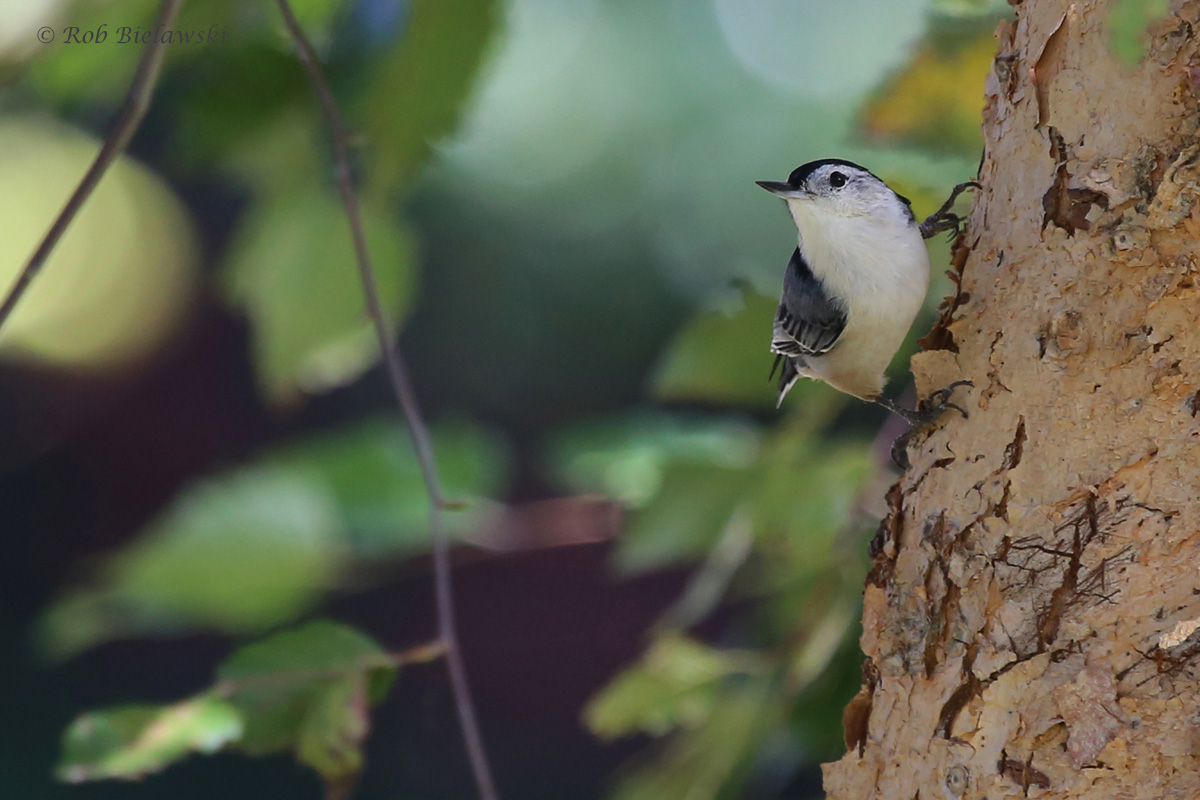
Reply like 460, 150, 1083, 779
272, 3, 500, 799
386, 638, 451, 667
0, 0, 184, 333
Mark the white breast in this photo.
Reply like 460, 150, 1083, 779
785, 201, 930, 398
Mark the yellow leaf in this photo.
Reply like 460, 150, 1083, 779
858, 32, 996, 155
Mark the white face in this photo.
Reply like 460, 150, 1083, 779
788, 163, 903, 219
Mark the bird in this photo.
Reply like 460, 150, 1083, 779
756, 159, 977, 450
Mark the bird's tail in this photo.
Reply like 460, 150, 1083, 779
770, 355, 802, 408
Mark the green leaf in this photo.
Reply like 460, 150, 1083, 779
40, 417, 506, 656
584, 634, 761, 740
217, 621, 389, 684
609, 679, 783, 800
223, 189, 416, 404
113, 467, 344, 630
544, 413, 758, 508
618, 461, 753, 574
547, 414, 764, 575
929, 0, 1012, 16
170, 45, 317, 184
40, 465, 345, 657
217, 621, 394, 758
268, 417, 507, 557
1108, 0, 1170, 67
57, 695, 242, 783
359, 0, 501, 194
751, 438, 872, 575
56, 621, 399, 787
652, 291, 788, 409
747, 434, 872, 638
297, 675, 369, 780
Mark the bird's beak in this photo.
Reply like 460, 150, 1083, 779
756, 180, 804, 198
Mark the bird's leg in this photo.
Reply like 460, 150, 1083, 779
919, 181, 981, 241
875, 380, 974, 469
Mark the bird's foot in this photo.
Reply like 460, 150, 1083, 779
916, 379, 974, 422
919, 181, 981, 241
877, 381, 974, 469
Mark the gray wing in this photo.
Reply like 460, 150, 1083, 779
770, 248, 847, 358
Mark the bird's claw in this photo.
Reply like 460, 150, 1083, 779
919, 181, 981, 241
919, 379, 974, 421
886, 380, 974, 470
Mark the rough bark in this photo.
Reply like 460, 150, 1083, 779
824, 1, 1200, 798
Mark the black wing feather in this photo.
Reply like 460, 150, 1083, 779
771, 248, 847, 357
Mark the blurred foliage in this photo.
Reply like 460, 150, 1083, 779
0, 0, 1004, 796
620, 459, 755, 573
107, 466, 343, 627
553, 405, 873, 797
858, 16, 999, 156
546, 412, 759, 509
40, 417, 506, 658
653, 289, 801, 411
609, 678, 784, 800
59, 696, 243, 783
358, 0, 500, 195
223, 189, 416, 403
928, 0, 1011, 16
59, 621, 405, 795
0, 117, 197, 370
546, 3, 995, 796
171, 45, 323, 187
546, 403, 868, 576
1107, 0, 1171, 67
585, 634, 766, 740
267, 416, 507, 556
24, 0, 162, 104
216, 621, 396, 765
211, 0, 501, 400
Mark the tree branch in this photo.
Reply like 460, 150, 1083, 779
0, 0, 184, 333
271, 3, 500, 799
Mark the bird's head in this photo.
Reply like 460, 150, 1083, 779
757, 159, 912, 225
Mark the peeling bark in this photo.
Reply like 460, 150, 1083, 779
824, 1, 1200, 797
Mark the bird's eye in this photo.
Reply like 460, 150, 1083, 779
829, 171, 847, 188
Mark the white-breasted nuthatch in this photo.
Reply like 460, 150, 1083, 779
757, 159, 977, 437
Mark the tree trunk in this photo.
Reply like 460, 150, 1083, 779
823, 1, 1200, 797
